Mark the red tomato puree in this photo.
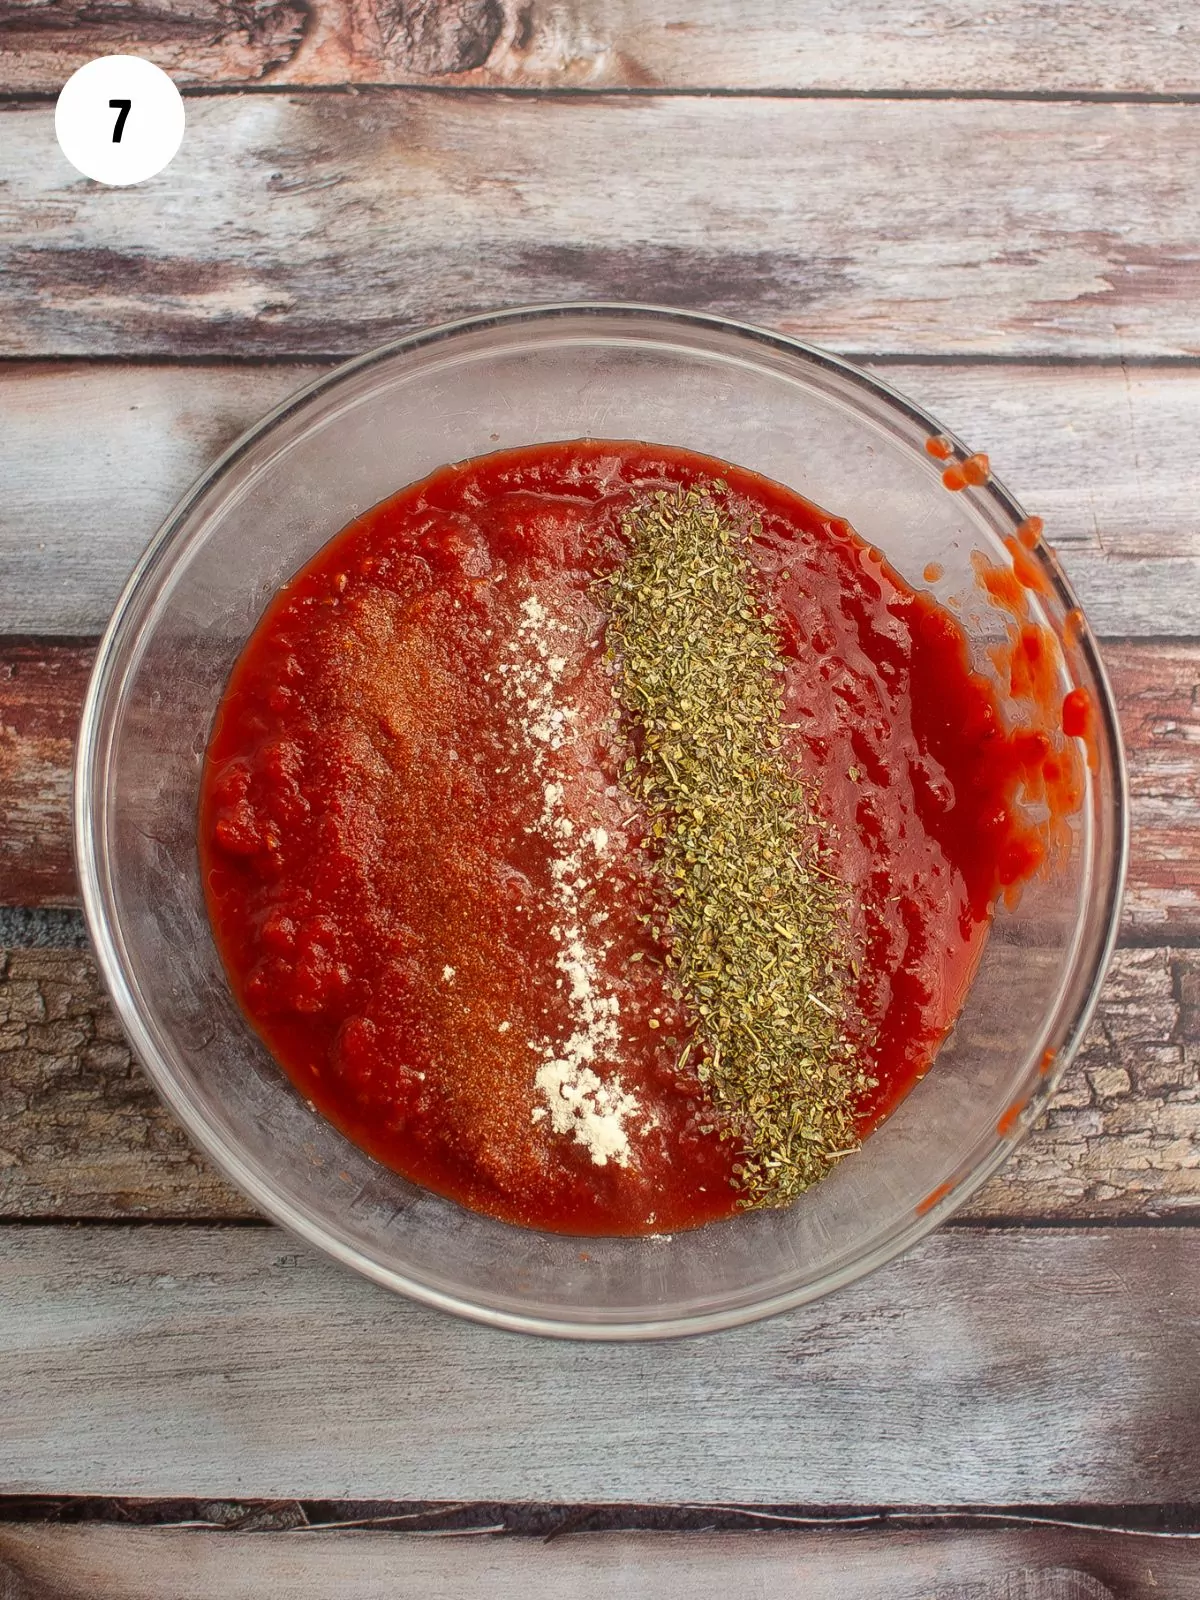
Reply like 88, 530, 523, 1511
201, 441, 1078, 1235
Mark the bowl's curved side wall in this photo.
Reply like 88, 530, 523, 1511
75, 305, 1128, 1338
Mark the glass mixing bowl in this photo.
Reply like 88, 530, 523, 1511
75, 305, 1127, 1339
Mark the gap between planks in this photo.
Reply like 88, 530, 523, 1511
2, 1499, 1199, 1534
4, 0, 1199, 96
12, 84, 1200, 106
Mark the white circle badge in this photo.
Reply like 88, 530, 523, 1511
55, 56, 185, 186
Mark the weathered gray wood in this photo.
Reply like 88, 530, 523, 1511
4, 362, 1200, 636
4, 1525, 1194, 1599
0, 364, 315, 636
5, 98, 1200, 361
964, 944, 1200, 1219
6, 0, 1197, 94
0, 1223, 1197, 1500
900, 364, 1200, 562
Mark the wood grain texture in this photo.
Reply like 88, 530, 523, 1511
5, 0, 1197, 94
1, 1223, 1198, 1501
4, 361, 1200, 637
1108, 642, 1200, 939
0, 0, 309, 91
6, 97, 1200, 361
961, 944, 1200, 1220
6, 639, 1196, 930
0, 364, 319, 636
0, 641, 91, 909
2, 945, 1197, 1222
0, 947, 248, 1219
5, 1525, 1197, 1600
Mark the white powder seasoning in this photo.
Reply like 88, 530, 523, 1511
497, 590, 643, 1168
534, 1057, 640, 1167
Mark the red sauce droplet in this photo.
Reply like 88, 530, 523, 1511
1003, 534, 1052, 597
1016, 515, 1044, 551
1009, 624, 1059, 706
943, 453, 990, 492
1062, 686, 1100, 773
916, 1180, 954, 1215
997, 1096, 1025, 1137
970, 549, 1087, 865
974, 550, 1027, 615
1039, 1047, 1057, 1077
923, 562, 943, 584
1061, 687, 1090, 739
925, 435, 953, 461
1063, 608, 1086, 649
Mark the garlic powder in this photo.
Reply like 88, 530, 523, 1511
496, 590, 642, 1167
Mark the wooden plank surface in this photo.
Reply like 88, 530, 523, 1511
5, 639, 1196, 930
0, 364, 320, 636
3, 1525, 1197, 1599
1114, 641, 1200, 937
0, 946, 248, 1221
6, 0, 1198, 95
0, 641, 91, 909
6, 98, 1200, 361
1, 944, 1197, 1225
5, 361, 1200, 636
1, 1223, 1197, 1502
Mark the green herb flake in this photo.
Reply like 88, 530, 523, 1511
605, 484, 872, 1208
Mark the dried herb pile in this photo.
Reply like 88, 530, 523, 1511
606, 484, 870, 1207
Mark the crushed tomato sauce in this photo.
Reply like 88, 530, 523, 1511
201, 441, 1079, 1235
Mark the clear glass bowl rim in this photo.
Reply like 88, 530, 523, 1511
74, 302, 1130, 1339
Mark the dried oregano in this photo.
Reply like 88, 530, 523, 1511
605, 482, 871, 1207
